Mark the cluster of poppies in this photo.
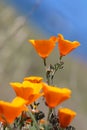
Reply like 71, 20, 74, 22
0, 34, 80, 130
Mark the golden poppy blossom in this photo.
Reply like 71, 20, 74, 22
58, 108, 76, 128
10, 81, 43, 105
28, 36, 57, 59
24, 76, 43, 83
42, 84, 71, 108
58, 34, 80, 57
0, 97, 28, 123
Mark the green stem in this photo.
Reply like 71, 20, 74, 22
5, 126, 12, 130
60, 56, 63, 61
1, 115, 12, 130
51, 64, 59, 84
43, 58, 47, 67
28, 111, 40, 130
46, 72, 50, 85
60, 128, 64, 130
47, 108, 52, 121
43, 58, 51, 85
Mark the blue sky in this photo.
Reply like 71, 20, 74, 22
4, 0, 87, 61
5, 0, 87, 28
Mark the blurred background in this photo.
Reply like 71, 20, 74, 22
0, 0, 87, 129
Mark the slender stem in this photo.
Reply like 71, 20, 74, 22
5, 126, 12, 130
43, 58, 51, 85
60, 128, 64, 130
43, 58, 47, 67
46, 72, 50, 85
47, 108, 52, 121
1, 115, 12, 130
28, 111, 40, 130
59, 56, 63, 61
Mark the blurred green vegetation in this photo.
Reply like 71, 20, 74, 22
0, 1, 87, 130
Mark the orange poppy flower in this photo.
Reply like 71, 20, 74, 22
24, 76, 43, 83
58, 34, 80, 57
58, 108, 76, 128
28, 36, 57, 59
42, 84, 71, 108
0, 97, 28, 124
10, 81, 43, 105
